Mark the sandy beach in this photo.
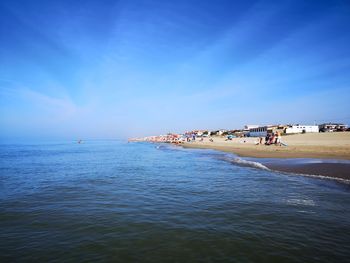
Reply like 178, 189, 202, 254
182, 132, 350, 180
182, 132, 350, 160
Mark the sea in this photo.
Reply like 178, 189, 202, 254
0, 140, 349, 262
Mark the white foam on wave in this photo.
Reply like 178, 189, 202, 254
282, 171, 350, 184
155, 145, 350, 184
229, 156, 350, 184
230, 157, 270, 170
229, 157, 350, 184
286, 198, 316, 206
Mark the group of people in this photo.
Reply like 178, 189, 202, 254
258, 131, 282, 146
185, 134, 214, 143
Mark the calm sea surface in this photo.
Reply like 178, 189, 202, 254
0, 141, 349, 262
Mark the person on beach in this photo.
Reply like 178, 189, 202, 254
274, 132, 278, 145
259, 137, 263, 144
269, 133, 275, 145
265, 133, 270, 145
275, 131, 281, 146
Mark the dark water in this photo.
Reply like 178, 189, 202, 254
0, 141, 349, 262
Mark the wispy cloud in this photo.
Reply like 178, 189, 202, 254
1, 0, 350, 139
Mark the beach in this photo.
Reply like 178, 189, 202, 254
182, 132, 350, 180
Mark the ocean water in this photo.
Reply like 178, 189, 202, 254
0, 141, 349, 262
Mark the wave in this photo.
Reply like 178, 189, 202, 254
155, 144, 350, 184
281, 171, 350, 184
228, 157, 270, 170
286, 198, 316, 206
155, 144, 270, 171
155, 144, 177, 151
219, 156, 350, 184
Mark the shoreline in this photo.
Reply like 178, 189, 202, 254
181, 143, 350, 181
265, 162, 350, 181
181, 142, 350, 160
179, 133, 350, 181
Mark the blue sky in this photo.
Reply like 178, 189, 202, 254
1, 0, 350, 139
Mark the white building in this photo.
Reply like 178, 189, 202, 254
285, 125, 319, 134
244, 125, 260, 131
319, 123, 348, 132
249, 126, 268, 137
217, 129, 227, 136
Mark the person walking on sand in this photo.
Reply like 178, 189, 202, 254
276, 131, 282, 146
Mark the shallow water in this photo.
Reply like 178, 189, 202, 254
0, 141, 349, 262
243, 156, 350, 180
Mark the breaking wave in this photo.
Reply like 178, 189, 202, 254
281, 172, 350, 184
157, 144, 349, 184
228, 157, 270, 170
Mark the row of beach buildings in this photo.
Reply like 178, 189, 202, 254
245, 123, 347, 137
129, 123, 348, 142
192, 123, 348, 138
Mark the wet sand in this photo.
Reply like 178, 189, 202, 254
265, 162, 350, 180
182, 132, 350, 181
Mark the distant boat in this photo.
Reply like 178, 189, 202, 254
78, 140, 82, 144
